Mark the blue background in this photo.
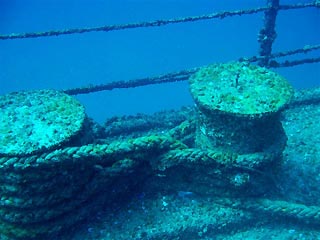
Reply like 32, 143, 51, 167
0, 0, 319, 123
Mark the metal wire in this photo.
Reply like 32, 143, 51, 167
63, 44, 320, 95
64, 69, 196, 95
0, 2, 317, 40
1, 1, 318, 96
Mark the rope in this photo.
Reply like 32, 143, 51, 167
216, 197, 320, 226
0, 135, 186, 170
152, 138, 284, 172
0, 116, 285, 180
0, 115, 317, 235
151, 148, 236, 171
103, 108, 195, 139
0, 3, 317, 41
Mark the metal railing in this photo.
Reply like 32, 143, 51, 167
1, 0, 319, 95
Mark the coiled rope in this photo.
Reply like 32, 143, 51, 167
0, 135, 186, 170
0, 125, 311, 227
0, 98, 319, 236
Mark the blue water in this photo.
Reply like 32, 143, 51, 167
0, 0, 319, 123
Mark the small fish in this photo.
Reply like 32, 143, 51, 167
177, 191, 194, 198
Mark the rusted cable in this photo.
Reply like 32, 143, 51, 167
63, 44, 319, 96
63, 68, 197, 95
270, 57, 320, 68
0, 2, 317, 40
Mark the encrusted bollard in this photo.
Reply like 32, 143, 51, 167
0, 89, 185, 239
0, 90, 90, 238
0, 90, 106, 239
189, 61, 293, 156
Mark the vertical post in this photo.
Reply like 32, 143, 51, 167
258, 0, 280, 67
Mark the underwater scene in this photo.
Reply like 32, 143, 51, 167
0, 0, 320, 239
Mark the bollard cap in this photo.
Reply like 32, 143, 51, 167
0, 90, 86, 156
189, 62, 294, 118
